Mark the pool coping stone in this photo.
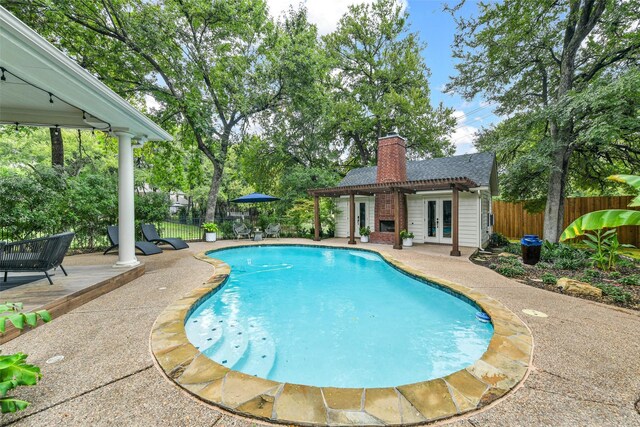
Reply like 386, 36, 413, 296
150, 243, 533, 426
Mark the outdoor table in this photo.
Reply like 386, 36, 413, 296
253, 231, 263, 241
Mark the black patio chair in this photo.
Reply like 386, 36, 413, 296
104, 226, 162, 256
0, 231, 75, 285
141, 224, 189, 250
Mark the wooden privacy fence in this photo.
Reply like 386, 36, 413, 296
492, 196, 640, 246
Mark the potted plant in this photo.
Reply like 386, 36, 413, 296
359, 226, 371, 243
203, 223, 219, 242
400, 230, 414, 247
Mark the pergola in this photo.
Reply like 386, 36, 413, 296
0, 7, 173, 267
308, 177, 478, 255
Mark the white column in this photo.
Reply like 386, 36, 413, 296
114, 131, 140, 267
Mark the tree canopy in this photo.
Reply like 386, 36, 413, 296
448, 0, 640, 241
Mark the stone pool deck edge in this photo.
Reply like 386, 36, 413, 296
149, 244, 533, 426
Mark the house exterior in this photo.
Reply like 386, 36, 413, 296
308, 133, 498, 254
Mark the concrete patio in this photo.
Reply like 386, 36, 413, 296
1, 239, 638, 426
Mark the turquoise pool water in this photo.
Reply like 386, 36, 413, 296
186, 246, 493, 388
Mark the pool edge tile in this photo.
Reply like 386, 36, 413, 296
149, 244, 533, 426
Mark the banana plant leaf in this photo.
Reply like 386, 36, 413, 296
560, 209, 640, 241
609, 175, 640, 206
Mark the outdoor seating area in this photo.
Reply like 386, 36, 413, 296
104, 226, 162, 256
233, 222, 281, 241
0, 232, 75, 285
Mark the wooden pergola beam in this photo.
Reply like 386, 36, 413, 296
348, 192, 356, 245
393, 189, 402, 250
313, 195, 320, 241
450, 185, 461, 256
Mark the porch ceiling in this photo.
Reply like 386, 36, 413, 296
0, 6, 172, 142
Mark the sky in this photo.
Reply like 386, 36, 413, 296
266, 0, 501, 155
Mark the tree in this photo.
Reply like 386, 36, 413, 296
7, 0, 319, 221
49, 127, 64, 168
324, 0, 455, 167
447, 0, 640, 241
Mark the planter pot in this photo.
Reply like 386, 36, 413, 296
360, 235, 369, 243
205, 232, 217, 242
402, 238, 413, 247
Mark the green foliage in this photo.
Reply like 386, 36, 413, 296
323, 0, 454, 165
561, 175, 640, 241
504, 243, 521, 255
0, 168, 65, 240
541, 272, 557, 285
359, 226, 371, 237
594, 283, 633, 304
0, 303, 51, 413
202, 223, 219, 233
496, 263, 526, 278
448, 0, 640, 241
489, 232, 510, 248
135, 192, 170, 226
619, 275, 640, 286
399, 230, 414, 239
583, 229, 627, 271
540, 242, 590, 270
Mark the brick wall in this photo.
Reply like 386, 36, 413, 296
370, 192, 407, 244
376, 134, 407, 183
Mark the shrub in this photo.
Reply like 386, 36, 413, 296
135, 191, 169, 225
489, 263, 498, 270
496, 264, 526, 277
608, 271, 621, 279
583, 269, 601, 279
489, 232, 510, 248
594, 283, 633, 304
541, 272, 557, 285
617, 258, 635, 269
555, 258, 589, 270
620, 275, 640, 286
504, 243, 521, 255
0, 303, 51, 413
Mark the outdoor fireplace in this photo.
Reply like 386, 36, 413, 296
379, 220, 395, 233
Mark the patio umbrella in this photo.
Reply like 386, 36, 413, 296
231, 192, 280, 203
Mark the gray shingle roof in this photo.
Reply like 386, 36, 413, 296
338, 151, 496, 188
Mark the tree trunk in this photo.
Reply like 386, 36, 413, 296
50, 127, 64, 167
205, 161, 224, 222
543, 132, 571, 242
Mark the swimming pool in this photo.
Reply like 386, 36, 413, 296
186, 246, 493, 388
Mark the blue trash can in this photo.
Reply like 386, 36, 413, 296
521, 235, 543, 265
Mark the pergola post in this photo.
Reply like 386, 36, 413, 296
450, 185, 461, 257
313, 195, 321, 241
348, 192, 356, 244
393, 189, 402, 250
114, 131, 140, 267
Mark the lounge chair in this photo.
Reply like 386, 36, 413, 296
233, 223, 252, 240
104, 226, 162, 256
141, 224, 189, 250
0, 232, 75, 285
265, 223, 281, 238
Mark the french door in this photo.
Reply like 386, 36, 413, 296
424, 198, 452, 244
355, 201, 368, 236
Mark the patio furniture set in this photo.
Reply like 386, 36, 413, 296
233, 223, 280, 241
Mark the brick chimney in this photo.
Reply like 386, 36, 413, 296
376, 132, 407, 183
371, 132, 408, 245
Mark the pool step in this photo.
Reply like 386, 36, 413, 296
231, 324, 276, 379
185, 312, 224, 353
204, 320, 249, 368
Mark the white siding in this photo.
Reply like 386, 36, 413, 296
459, 191, 479, 248
480, 191, 491, 247
334, 198, 348, 238
407, 196, 425, 243
333, 197, 374, 238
